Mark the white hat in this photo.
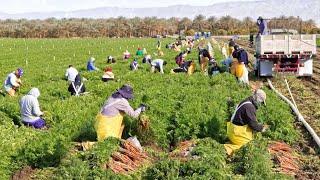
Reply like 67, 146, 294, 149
254, 89, 267, 106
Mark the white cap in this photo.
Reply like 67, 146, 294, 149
254, 89, 267, 106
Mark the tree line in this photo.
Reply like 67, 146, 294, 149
0, 15, 319, 38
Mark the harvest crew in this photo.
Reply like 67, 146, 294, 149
20, 88, 46, 129
65, 65, 78, 83
224, 89, 268, 155
3, 68, 23, 96
95, 84, 146, 141
150, 59, 167, 74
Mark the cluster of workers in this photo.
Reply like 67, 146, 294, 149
2, 30, 269, 155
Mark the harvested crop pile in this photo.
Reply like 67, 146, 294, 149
268, 141, 300, 176
169, 140, 197, 161
105, 140, 151, 174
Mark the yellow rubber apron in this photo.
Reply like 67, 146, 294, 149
224, 102, 253, 155
94, 100, 125, 141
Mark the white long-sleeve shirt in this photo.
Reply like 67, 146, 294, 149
3, 72, 20, 91
151, 59, 165, 74
100, 97, 142, 118
65, 67, 78, 82
20, 88, 43, 123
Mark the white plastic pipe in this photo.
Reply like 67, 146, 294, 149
267, 79, 320, 148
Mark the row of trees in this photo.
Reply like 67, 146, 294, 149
0, 15, 319, 38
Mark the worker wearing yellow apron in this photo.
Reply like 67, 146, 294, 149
95, 84, 146, 141
224, 89, 268, 155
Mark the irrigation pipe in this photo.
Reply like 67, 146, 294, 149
267, 78, 320, 148
284, 78, 298, 109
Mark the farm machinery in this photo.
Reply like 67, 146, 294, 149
254, 30, 317, 77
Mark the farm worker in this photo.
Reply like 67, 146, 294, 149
3, 68, 23, 96
233, 45, 249, 66
229, 38, 236, 48
237, 62, 249, 85
175, 51, 187, 66
156, 39, 161, 50
20, 88, 46, 129
222, 44, 228, 59
142, 54, 152, 64
95, 84, 147, 141
249, 34, 254, 48
102, 67, 115, 82
208, 60, 222, 76
150, 59, 167, 74
130, 59, 139, 71
199, 51, 210, 74
171, 60, 195, 75
224, 89, 268, 155
143, 48, 148, 55
87, 57, 99, 72
257, 16, 268, 35
123, 50, 131, 60
65, 65, 78, 83
207, 42, 214, 58
136, 48, 144, 56
68, 74, 86, 96
107, 56, 116, 64
198, 48, 211, 64
158, 49, 164, 56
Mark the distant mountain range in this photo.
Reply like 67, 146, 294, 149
0, 0, 319, 26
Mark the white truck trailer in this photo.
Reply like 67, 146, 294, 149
255, 33, 317, 77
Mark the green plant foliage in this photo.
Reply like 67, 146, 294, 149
0, 38, 300, 179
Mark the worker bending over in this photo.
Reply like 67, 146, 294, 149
95, 84, 146, 141
150, 59, 167, 74
224, 89, 268, 155
20, 88, 46, 129
3, 68, 23, 96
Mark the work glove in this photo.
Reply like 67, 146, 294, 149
139, 103, 148, 112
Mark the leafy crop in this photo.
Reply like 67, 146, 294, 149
0, 38, 300, 179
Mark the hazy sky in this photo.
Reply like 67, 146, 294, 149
0, 0, 258, 13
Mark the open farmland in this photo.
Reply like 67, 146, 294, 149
0, 38, 318, 179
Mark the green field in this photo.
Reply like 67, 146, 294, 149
0, 38, 298, 179
317, 38, 320, 47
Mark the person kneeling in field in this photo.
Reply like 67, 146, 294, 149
150, 59, 167, 74
68, 74, 86, 96
224, 89, 269, 156
130, 59, 139, 71
87, 57, 99, 72
142, 54, 152, 64
95, 84, 147, 141
171, 60, 195, 75
20, 88, 46, 129
102, 67, 115, 82
123, 50, 131, 60
65, 65, 78, 83
107, 56, 116, 64
3, 68, 23, 96
136, 48, 144, 56
208, 60, 222, 76
230, 58, 249, 85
